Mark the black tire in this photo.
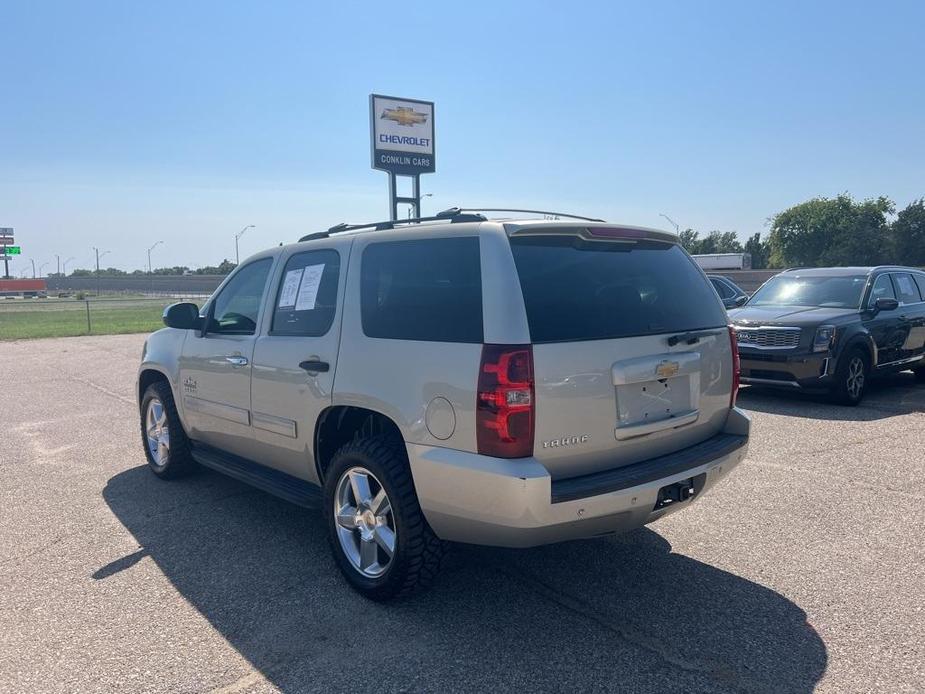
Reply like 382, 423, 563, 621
323, 435, 444, 601
140, 380, 196, 479
830, 348, 869, 406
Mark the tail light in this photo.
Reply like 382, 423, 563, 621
728, 325, 741, 408
477, 344, 535, 458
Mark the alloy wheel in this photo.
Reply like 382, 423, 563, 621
846, 357, 865, 400
333, 467, 396, 578
145, 397, 170, 466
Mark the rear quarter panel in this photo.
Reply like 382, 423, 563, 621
333, 224, 488, 452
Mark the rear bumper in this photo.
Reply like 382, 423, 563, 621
406, 407, 750, 548
739, 349, 833, 390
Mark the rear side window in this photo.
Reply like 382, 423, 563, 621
361, 237, 483, 343
892, 273, 922, 304
271, 249, 340, 336
915, 274, 925, 301
510, 236, 726, 343
711, 278, 733, 299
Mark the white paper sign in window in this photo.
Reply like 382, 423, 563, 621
295, 264, 325, 311
897, 275, 916, 298
278, 268, 304, 308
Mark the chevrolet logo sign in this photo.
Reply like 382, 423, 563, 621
655, 361, 680, 379
380, 106, 428, 127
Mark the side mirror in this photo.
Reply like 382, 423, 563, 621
163, 302, 203, 330
734, 295, 748, 307
873, 297, 899, 313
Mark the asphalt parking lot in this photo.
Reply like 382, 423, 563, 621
1, 334, 923, 693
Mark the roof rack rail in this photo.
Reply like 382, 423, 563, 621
298, 208, 486, 243
451, 207, 606, 223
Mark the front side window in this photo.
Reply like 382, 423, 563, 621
208, 258, 273, 335
361, 237, 483, 343
868, 274, 895, 307
892, 273, 922, 304
750, 275, 867, 309
271, 249, 340, 336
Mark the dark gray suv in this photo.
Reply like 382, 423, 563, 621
729, 266, 925, 405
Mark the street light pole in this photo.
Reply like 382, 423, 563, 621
147, 240, 164, 274
235, 225, 255, 265
93, 247, 110, 296
63, 257, 75, 276
408, 193, 433, 219
31, 258, 36, 279
147, 240, 164, 295
659, 213, 681, 235
38, 262, 49, 278
56, 254, 61, 276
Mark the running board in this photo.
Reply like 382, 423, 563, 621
190, 442, 322, 508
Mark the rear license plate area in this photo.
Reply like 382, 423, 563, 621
615, 374, 692, 428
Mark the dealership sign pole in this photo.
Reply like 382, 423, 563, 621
370, 94, 435, 221
0, 228, 14, 279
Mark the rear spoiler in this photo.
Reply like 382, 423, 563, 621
507, 224, 678, 244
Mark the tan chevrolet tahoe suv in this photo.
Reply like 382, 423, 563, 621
137, 208, 750, 600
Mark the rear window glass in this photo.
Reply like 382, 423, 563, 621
361, 237, 483, 343
509, 236, 726, 343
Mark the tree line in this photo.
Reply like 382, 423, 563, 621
49, 195, 925, 277
55, 259, 239, 278
679, 195, 925, 269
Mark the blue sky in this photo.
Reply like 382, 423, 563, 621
2, 0, 923, 273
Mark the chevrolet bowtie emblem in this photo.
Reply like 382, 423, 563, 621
656, 361, 680, 379
380, 106, 428, 127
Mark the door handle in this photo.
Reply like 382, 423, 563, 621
299, 360, 330, 373
225, 356, 249, 366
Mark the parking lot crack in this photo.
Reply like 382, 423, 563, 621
749, 458, 925, 501
72, 377, 136, 406
0, 535, 67, 568
489, 563, 746, 692
801, 430, 913, 457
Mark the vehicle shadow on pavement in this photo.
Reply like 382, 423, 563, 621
739, 371, 924, 420
102, 466, 827, 693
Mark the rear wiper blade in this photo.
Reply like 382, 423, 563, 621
666, 329, 724, 347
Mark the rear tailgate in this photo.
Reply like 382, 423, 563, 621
508, 226, 734, 480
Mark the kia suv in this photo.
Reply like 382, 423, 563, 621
137, 208, 750, 599
729, 266, 925, 405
